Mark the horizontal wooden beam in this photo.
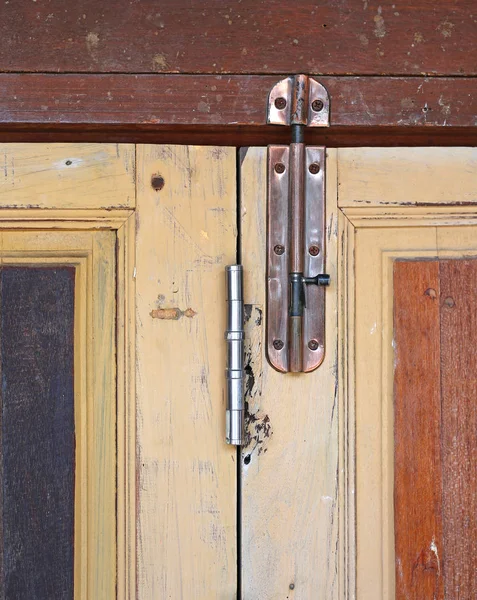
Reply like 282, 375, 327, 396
1, 0, 475, 76
0, 74, 475, 145
1, 74, 476, 128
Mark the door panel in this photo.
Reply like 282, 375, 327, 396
239, 147, 339, 599
135, 145, 237, 599
339, 148, 477, 599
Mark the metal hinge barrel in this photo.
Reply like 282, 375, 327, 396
225, 265, 244, 445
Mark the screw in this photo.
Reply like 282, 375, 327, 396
274, 244, 285, 255
308, 339, 319, 351
151, 175, 165, 191
312, 99, 324, 112
309, 245, 320, 256
274, 162, 286, 174
289, 583, 295, 590
274, 97, 287, 110
273, 339, 284, 351
309, 162, 320, 175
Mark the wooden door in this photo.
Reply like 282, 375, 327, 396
2, 144, 475, 600
0, 143, 238, 599
337, 148, 477, 599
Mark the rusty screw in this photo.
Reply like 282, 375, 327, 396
275, 162, 286, 174
311, 99, 324, 112
274, 97, 287, 110
309, 162, 320, 175
308, 339, 319, 351
308, 245, 320, 256
273, 339, 284, 351
274, 244, 285, 255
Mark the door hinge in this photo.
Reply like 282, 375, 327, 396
225, 265, 245, 445
266, 75, 330, 373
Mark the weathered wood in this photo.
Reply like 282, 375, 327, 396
393, 260, 443, 600
338, 148, 477, 207
0, 75, 475, 135
240, 147, 339, 598
0, 143, 135, 209
0, 0, 475, 76
1, 267, 75, 600
440, 259, 477, 598
135, 145, 237, 598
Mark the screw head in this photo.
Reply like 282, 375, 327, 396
308, 339, 319, 351
309, 245, 320, 256
274, 162, 286, 174
274, 244, 285, 255
312, 99, 324, 112
273, 339, 284, 351
274, 97, 287, 110
309, 162, 320, 175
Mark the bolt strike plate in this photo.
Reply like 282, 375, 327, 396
267, 146, 327, 373
267, 75, 330, 127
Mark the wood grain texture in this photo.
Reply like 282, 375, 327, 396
338, 148, 477, 208
393, 261, 443, 600
0, 0, 475, 75
0, 75, 475, 133
440, 259, 477, 598
240, 147, 339, 598
0, 143, 135, 209
135, 145, 237, 599
1, 267, 75, 600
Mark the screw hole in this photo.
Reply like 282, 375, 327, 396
151, 175, 165, 191
244, 454, 251, 465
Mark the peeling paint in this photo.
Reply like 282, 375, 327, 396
373, 7, 386, 38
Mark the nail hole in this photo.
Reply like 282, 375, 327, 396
151, 175, 165, 191
65, 160, 72, 166
244, 454, 251, 465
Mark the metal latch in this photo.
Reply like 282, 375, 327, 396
225, 265, 244, 445
266, 75, 331, 373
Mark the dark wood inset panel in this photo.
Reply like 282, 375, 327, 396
1, 267, 75, 600
394, 261, 443, 600
439, 260, 477, 597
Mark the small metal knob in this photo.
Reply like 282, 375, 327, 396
302, 273, 330, 287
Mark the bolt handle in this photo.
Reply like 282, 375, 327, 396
302, 273, 331, 287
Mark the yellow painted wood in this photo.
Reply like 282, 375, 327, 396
116, 215, 136, 600
135, 145, 237, 599
240, 148, 339, 598
0, 230, 116, 600
0, 143, 135, 209
338, 147, 477, 208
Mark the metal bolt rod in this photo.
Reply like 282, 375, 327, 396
225, 265, 245, 445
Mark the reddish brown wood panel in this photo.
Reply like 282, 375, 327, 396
0, 74, 475, 145
439, 260, 477, 598
0, 74, 475, 128
0, 0, 475, 76
394, 261, 443, 600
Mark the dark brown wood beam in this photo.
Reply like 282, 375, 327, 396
0, 0, 475, 76
0, 74, 475, 146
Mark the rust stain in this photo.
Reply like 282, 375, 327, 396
150, 307, 197, 320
